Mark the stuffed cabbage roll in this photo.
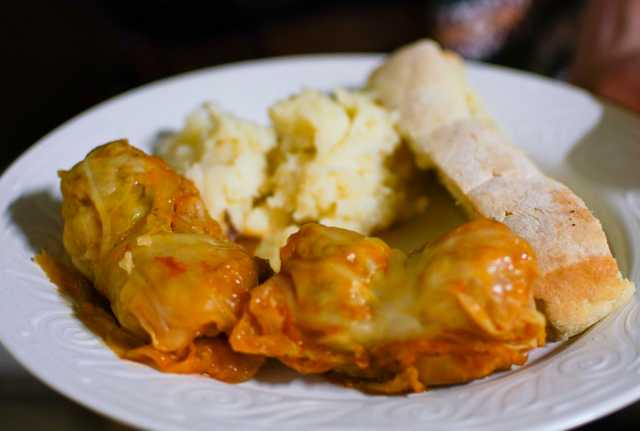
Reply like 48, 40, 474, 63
230, 219, 545, 393
58, 140, 262, 380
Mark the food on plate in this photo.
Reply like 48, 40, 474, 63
159, 89, 427, 270
368, 40, 635, 338
157, 103, 277, 236
47, 140, 544, 392
52, 140, 263, 381
231, 219, 545, 393
37, 37, 635, 392
37, 251, 262, 383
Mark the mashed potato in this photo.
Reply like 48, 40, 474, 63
159, 90, 426, 270
157, 103, 276, 234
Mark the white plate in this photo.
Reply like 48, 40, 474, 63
1, 55, 639, 431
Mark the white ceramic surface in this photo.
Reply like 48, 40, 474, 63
0, 55, 639, 431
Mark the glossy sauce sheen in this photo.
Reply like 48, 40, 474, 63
36, 252, 263, 383
50, 140, 544, 393
53, 140, 264, 382
231, 219, 546, 393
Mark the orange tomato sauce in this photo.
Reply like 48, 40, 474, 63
35, 252, 263, 383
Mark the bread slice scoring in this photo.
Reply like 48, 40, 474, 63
368, 40, 635, 339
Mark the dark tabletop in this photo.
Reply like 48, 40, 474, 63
2, 1, 638, 429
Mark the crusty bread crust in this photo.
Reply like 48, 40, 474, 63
368, 40, 635, 338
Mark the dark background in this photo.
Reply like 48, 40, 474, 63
2, 0, 639, 429
2, 0, 585, 171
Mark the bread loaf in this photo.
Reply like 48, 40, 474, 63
368, 40, 635, 338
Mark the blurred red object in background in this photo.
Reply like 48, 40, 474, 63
572, 0, 640, 113
431, 0, 533, 59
